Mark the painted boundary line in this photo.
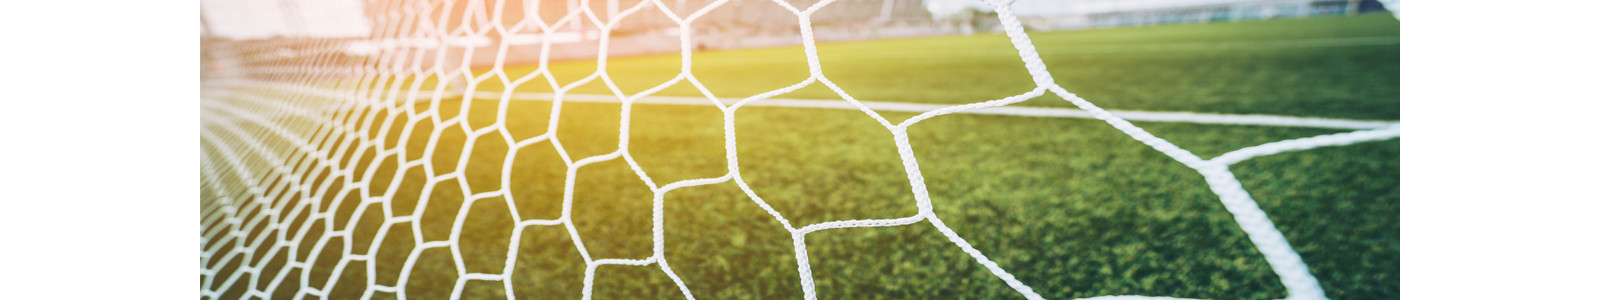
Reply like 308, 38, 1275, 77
470, 92, 1400, 130
1036, 36, 1399, 54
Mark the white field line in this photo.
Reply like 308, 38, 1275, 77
1037, 36, 1399, 54
467, 92, 1399, 130
833, 36, 1399, 61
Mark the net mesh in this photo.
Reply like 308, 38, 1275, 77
199, 0, 1398, 299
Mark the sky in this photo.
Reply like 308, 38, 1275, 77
203, 0, 1043, 39
202, 0, 1388, 40
201, 0, 370, 39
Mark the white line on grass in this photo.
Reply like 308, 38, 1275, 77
832, 36, 1399, 61
469, 92, 1399, 130
201, 83, 1398, 130
1037, 36, 1400, 54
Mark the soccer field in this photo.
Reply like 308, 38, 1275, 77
201, 14, 1399, 300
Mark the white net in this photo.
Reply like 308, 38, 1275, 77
200, 0, 1399, 299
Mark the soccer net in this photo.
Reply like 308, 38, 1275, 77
200, 0, 1398, 299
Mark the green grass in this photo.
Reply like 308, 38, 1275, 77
204, 15, 1399, 300
467, 14, 1399, 120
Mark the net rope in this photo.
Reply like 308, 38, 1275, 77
199, 0, 1400, 299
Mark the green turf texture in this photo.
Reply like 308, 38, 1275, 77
474, 13, 1399, 120
217, 15, 1399, 300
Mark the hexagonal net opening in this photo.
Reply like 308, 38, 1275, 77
203, 0, 1401, 299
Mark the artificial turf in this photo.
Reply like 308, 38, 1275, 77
202, 14, 1399, 300
477, 13, 1399, 120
